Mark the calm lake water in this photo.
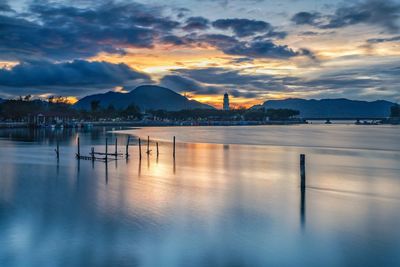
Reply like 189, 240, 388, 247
0, 125, 399, 267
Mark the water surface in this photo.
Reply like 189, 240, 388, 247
0, 125, 399, 267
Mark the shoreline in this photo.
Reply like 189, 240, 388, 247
0, 120, 307, 129
1, 118, 398, 129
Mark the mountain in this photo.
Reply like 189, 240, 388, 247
253, 98, 395, 118
74, 85, 215, 111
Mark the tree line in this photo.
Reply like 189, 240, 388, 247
391, 104, 400, 118
0, 97, 141, 121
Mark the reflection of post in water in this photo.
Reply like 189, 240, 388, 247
147, 152, 150, 170
173, 157, 176, 174
56, 158, 59, 175
77, 156, 80, 173
105, 160, 109, 184
156, 147, 159, 164
138, 157, 142, 177
91, 147, 95, 169
300, 187, 306, 229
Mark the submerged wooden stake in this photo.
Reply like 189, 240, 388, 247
91, 147, 95, 162
105, 138, 108, 162
115, 138, 118, 158
156, 142, 159, 157
300, 154, 306, 190
147, 136, 150, 154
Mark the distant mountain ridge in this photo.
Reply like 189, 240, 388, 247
253, 98, 395, 118
74, 85, 215, 111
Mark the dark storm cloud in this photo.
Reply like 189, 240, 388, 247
161, 35, 187, 46
291, 12, 321, 26
0, 60, 150, 88
212, 18, 280, 37
222, 41, 311, 59
190, 34, 313, 59
196, 0, 265, 7
0, 1, 13, 12
183, 16, 210, 31
0, 1, 180, 61
0, 0, 306, 62
292, 0, 400, 32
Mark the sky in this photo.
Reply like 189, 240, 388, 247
0, 0, 399, 108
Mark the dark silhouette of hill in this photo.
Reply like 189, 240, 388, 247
74, 85, 215, 111
253, 98, 395, 118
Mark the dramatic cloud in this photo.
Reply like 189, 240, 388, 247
291, 12, 322, 26
212, 18, 284, 38
292, 0, 400, 32
0, 1, 13, 12
166, 67, 296, 98
160, 75, 221, 95
0, 1, 180, 60
165, 61, 400, 102
367, 36, 400, 44
191, 34, 312, 59
0, 60, 151, 96
183, 16, 210, 31
223, 41, 311, 59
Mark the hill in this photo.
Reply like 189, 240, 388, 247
253, 98, 395, 118
74, 85, 214, 111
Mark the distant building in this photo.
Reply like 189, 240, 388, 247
223, 93, 230, 111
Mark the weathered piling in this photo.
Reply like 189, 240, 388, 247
147, 136, 150, 154
125, 136, 130, 159
139, 138, 142, 160
91, 147, 95, 162
173, 136, 176, 158
300, 154, 306, 190
105, 138, 108, 162
156, 142, 159, 157
115, 138, 118, 158
77, 137, 80, 159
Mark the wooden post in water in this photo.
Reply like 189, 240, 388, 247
105, 138, 108, 162
77, 137, 80, 159
147, 136, 150, 154
300, 154, 306, 190
173, 136, 176, 158
156, 142, 159, 157
115, 138, 118, 158
91, 147, 95, 162
139, 138, 142, 160
125, 136, 130, 159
